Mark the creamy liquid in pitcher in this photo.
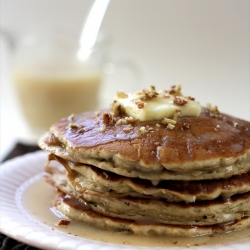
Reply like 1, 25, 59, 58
22, 177, 250, 248
12, 59, 102, 132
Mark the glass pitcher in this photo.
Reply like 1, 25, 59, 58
1, 31, 142, 141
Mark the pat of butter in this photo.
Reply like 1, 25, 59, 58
114, 89, 201, 121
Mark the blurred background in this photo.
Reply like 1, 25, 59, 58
0, 0, 249, 160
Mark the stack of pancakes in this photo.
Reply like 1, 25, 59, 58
38, 88, 250, 237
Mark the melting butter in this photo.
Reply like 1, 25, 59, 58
114, 87, 201, 121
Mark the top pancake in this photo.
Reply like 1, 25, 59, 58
38, 107, 250, 181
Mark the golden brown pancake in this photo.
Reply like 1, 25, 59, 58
44, 153, 250, 236
38, 86, 250, 237
39, 108, 250, 181
54, 190, 250, 237
47, 154, 250, 203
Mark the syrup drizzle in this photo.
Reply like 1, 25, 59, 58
22, 177, 250, 248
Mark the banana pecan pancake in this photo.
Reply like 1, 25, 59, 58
38, 85, 250, 237
44, 158, 250, 237
39, 108, 250, 181
54, 192, 250, 237
47, 154, 250, 203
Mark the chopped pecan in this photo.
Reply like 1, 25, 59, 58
174, 97, 187, 106
102, 112, 114, 125
58, 219, 70, 226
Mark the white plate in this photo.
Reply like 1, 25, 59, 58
0, 151, 249, 250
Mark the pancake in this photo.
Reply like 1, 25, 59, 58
80, 191, 250, 226
48, 154, 250, 203
39, 108, 250, 181
54, 190, 250, 237
38, 85, 250, 237
45, 157, 250, 227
